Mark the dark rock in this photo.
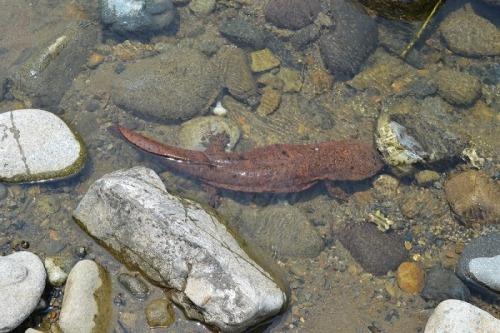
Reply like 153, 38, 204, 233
421, 267, 471, 302
8, 21, 99, 108
0, 184, 7, 201
290, 24, 320, 50
265, 0, 322, 30
112, 47, 220, 122
118, 273, 149, 299
319, 0, 378, 80
219, 18, 266, 49
338, 223, 407, 275
100, 0, 177, 35
358, 0, 437, 20
457, 233, 500, 302
264, 33, 300, 69
467, 63, 500, 85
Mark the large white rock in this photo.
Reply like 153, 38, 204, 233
73, 167, 287, 332
0, 252, 46, 333
0, 109, 85, 183
58, 260, 111, 333
424, 299, 500, 333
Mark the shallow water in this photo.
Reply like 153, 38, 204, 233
0, 0, 499, 332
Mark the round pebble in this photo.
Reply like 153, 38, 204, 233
396, 261, 425, 294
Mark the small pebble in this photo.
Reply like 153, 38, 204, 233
44, 257, 68, 287
396, 261, 425, 294
145, 298, 175, 328
213, 101, 227, 116
85, 99, 100, 112
87, 52, 105, 69
250, 49, 281, 73
118, 273, 149, 299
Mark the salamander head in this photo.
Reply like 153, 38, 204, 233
344, 141, 385, 180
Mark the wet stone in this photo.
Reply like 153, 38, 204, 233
118, 273, 150, 299
217, 46, 257, 102
145, 298, 175, 328
0, 252, 46, 333
45, 257, 68, 287
265, 0, 322, 30
421, 267, 470, 302
0, 184, 7, 201
319, 0, 378, 80
189, 0, 216, 16
415, 170, 440, 186
444, 170, 500, 225
0, 109, 86, 183
439, 5, 500, 57
424, 300, 500, 333
178, 116, 240, 152
100, 0, 177, 35
468, 255, 500, 292
290, 24, 320, 50
219, 18, 266, 49
435, 68, 481, 106
338, 223, 407, 276
396, 262, 424, 294
457, 233, 500, 301
250, 49, 281, 73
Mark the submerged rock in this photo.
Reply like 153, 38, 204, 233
435, 68, 481, 106
112, 47, 220, 122
358, 0, 437, 20
0, 109, 86, 183
100, 0, 177, 35
338, 223, 407, 275
8, 21, 98, 108
178, 116, 240, 152
73, 167, 286, 332
219, 18, 266, 49
265, 0, 321, 30
424, 300, 500, 333
439, 6, 500, 57
59, 260, 112, 333
457, 233, 500, 301
217, 46, 257, 102
421, 267, 470, 302
0, 252, 46, 333
145, 298, 175, 328
375, 98, 466, 175
444, 170, 500, 225
469, 256, 500, 292
319, 0, 378, 80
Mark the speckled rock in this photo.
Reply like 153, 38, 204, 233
145, 298, 175, 328
435, 68, 481, 105
319, 0, 378, 80
8, 21, 98, 108
421, 267, 470, 302
118, 273, 150, 299
338, 223, 407, 275
396, 262, 425, 294
0, 252, 46, 333
290, 24, 320, 50
415, 170, 440, 186
0, 109, 86, 183
217, 46, 257, 101
444, 170, 500, 225
58, 260, 112, 333
100, 0, 177, 35
73, 167, 287, 332
457, 233, 500, 301
219, 17, 266, 49
178, 116, 240, 151
44, 257, 68, 287
112, 47, 220, 122
469, 255, 500, 292
189, 0, 215, 16
440, 6, 500, 57
424, 300, 500, 333
265, 0, 321, 30
219, 200, 324, 258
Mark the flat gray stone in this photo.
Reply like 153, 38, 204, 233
0, 252, 46, 333
58, 260, 111, 333
73, 167, 286, 332
469, 255, 500, 292
0, 109, 86, 183
424, 299, 500, 333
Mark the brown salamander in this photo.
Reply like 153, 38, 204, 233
117, 126, 384, 194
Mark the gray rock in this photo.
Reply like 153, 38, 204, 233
73, 167, 287, 332
219, 200, 324, 258
338, 223, 407, 276
469, 255, 500, 292
118, 273, 150, 299
178, 116, 240, 152
217, 46, 257, 102
290, 24, 320, 50
424, 299, 500, 333
0, 109, 86, 183
219, 18, 266, 49
435, 68, 481, 106
25, 329, 44, 333
375, 98, 466, 175
421, 267, 470, 302
112, 48, 220, 122
44, 257, 68, 287
0, 252, 46, 333
189, 0, 216, 16
457, 233, 500, 301
440, 6, 500, 57
265, 0, 321, 30
100, 0, 177, 35
59, 260, 112, 333
319, 0, 378, 80
7, 21, 98, 108
0, 184, 7, 201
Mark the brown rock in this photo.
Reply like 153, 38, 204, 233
145, 298, 175, 328
308, 68, 333, 94
436, 68, 481, 106
396, 261, 425, 294
265, 0, 322, 30
87, 52, 105, 69
445, 170, 500, 225
218, 46, 257, 101
250, 49, 280, 73
257, 87, 281, 116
